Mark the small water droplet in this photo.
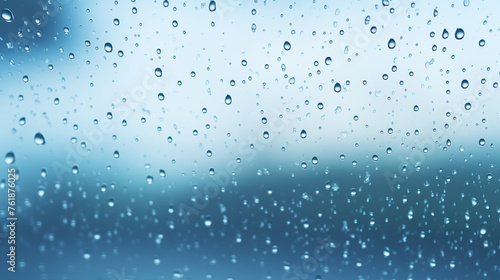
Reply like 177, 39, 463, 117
113, 150, 120, 158
478, 39, 485, 47
325, 57, 332, 65
464, 102, 471, 110
442, 29, 449, 39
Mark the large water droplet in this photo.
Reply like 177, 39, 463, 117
455, 28, 464, 40
104, 42, 113, 53
283, 41, 291, 51
5, 152, 15, 164
461, 79, 469, 89
479, 138, 485, 146
464, 102, 471, 110
300, 129, 307, 139
34, 132, 46, 145
225, 94, 232, 105
388, 38, 396, 49
113, 150, 120, 158
334, 82, 341, 93
209, 0, 216, 12
325, 57, 332, 65
37, 186, 46, 197
1, 8, 14, 23
155, 67, 162, 77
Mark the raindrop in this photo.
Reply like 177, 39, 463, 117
34, 132, 46, 145
464, 102, 471, 110
1, 8, 14, 23
372, 155, 378, 161
225, 94, 232, 105
334, 82, 341, 92
325, 57, 332, 65
479, 138, 485, 146
113, 18, 120, 25
163, 0, 169, 7
104, 42, 113, 53
204, 217, 212, 227
370, 26, 377, 34
37, 186, 46, 197
442, 29, 449, 39
413, 105, 419, 112
455, 28, 464, 40
113, 150, 120, 158
283, 41, 291, 51
312, 156, 318, 165
478, 39, 485, 47
461, 79, 469, 89
158, 93, 165, 101
209, 0, 216, 12
108, 198, 115, 207
388, 38, 396, 49
19, 117, 26, 126
300, 129, 307, 139
155, 68, 162, 77
5, 152, 15, 164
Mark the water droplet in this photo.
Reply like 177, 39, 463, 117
479, 39, 485, 47
204, 217, 212, 227
325, 57, 332, 65
433, 8, 438, 17
19, 117, 26, 126
334, 82, 341, 92
413, 105, 419, 112
263, 131, 269, 139
1, 8, 14, 23
22, 75, 29, 83
147, 176, 153, 184
209, 0, 216, 12
37, 186, 46, 197
463, 0, 470, 7
479, 138, 485, 146
455, 28, 464, 40
372, 155, 378, 161
370, 26, 377, 34
225, 94, 232, 105
5, 152, 15, 164
72, 166, 79, 174
113, 150, 120, 158
312, 156, 318, 165
34, 132, 46, 145
155, 67, 162, 77
283, 41, 291, 51
461, 79, 469, 89
464, 102, 471, 110
388, 38, 396, 49
442, 29, 449, 39
386, 147, 392, 154
158, 93, 165, 101
163, 0, 169, 7
83, 253, 91, 260
350, 188, 357, 196
113, 18, 120, 25
108, 198, 115, 207
104, 42, 113, 53
300, 129, 307, 139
